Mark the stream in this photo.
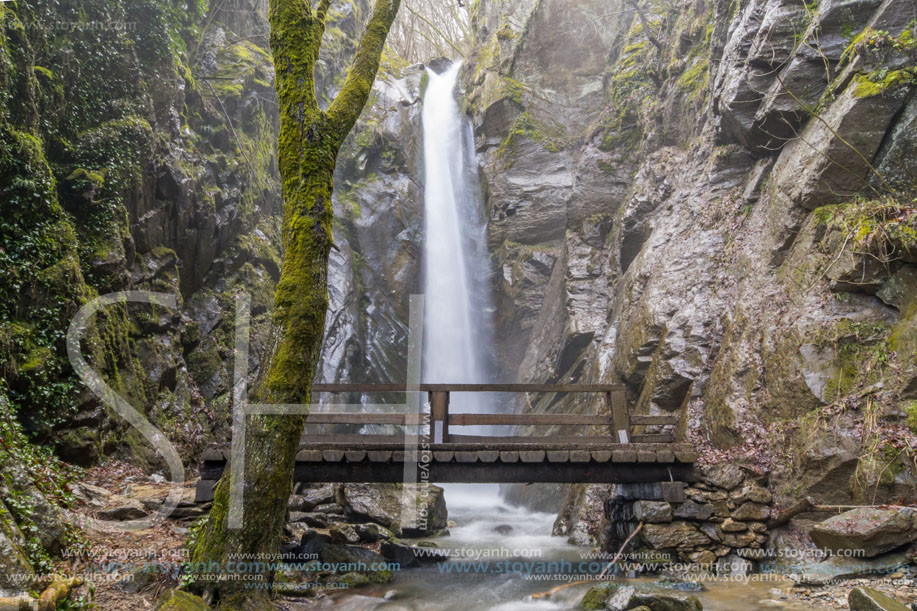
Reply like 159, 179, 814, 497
311, 486, 826, 610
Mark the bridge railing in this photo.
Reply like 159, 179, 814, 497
306, 384, 678, 445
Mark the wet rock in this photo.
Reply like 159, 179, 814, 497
339, 572, 371, 588
313, 503, 345, 515
329, 522, 360, 544
607, 584, 703, 611
288, 512, 328, 528
380, 540, 448, 568
642, 522, 712, 549
298, 484, 336, 510
656, 576, 706, 592
810, 507, 917, 557
634, 501, 674, 523
320, 545, 394, 583
580, 583, 614, 609
848, 586, 910, 611
493, 524, 514, 535
298, 531, 332, 558
793, 550, 908, 585
354, 523, 394, 542
98, 500, 147, 521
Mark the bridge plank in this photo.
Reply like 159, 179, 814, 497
675, 450, 698, 463
433, 451, 454, 462
519, 451, 545, 463
367, 451, 392, 462
323, 450, 345, 462
655, 449, 674, 463
613, 449, 637, 463
455, 452, 478, 463
637, 450, 656, 463
547, 451, 569, 463
345, 450, 367, 462
499, 451, 519, 463
478, 451, 499, 463
296, 450, 323, 462
591, 450, 612, 462
570, 450, 591, 462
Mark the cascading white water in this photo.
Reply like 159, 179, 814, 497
421, 62, 493, 419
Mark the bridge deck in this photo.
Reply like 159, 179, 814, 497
196, 442, 698, 499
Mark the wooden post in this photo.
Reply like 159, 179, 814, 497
608, 390, 630, 444
431, 390, 450, 443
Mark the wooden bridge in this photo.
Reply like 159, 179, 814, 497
197, 384, 697, 499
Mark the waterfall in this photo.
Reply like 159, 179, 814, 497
421, 62, 493, 417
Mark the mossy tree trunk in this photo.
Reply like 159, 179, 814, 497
190, 0, 400, 607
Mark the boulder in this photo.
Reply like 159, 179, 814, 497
493, 524, 514, 535
642, 522, 712, 549
297, 484, 336, 511
338, 483, 447, 536
810, 507, 917, 557
848, 586, 910, 611
298, 530, 331, 559
380, 540, 449, 568
354, 523, 394, 542
312, 503, 345, 515
98, 500, 147, 521
320, 544, 394, 583
288, 512, 328, 528
793, 551, 908, 586
329, 522, 360, 544
607, 585, 703, 611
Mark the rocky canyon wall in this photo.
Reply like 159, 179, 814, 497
460, 0, 917, 546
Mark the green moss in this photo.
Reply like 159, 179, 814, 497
853, 70, 916, 97
580, 584, 616, 610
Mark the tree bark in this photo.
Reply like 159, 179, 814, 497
189, 0, 400, 607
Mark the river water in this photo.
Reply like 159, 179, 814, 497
311, 486, 825, 610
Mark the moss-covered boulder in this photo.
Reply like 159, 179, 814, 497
848, 586, 910, 611
154, 590, 211, 611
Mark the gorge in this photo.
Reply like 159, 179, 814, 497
0, 0, 916, 609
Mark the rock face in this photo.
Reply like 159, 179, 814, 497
810, 507, 917, 557
452, 0, 917, 530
